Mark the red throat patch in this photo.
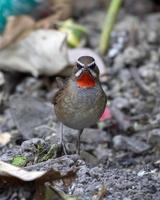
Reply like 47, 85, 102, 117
76, 71, 96, 88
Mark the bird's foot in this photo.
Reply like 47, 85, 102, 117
60, 141, 68, 155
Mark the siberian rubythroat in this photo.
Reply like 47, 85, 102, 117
53, 56, 107, 154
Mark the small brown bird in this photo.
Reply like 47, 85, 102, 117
53, 56, 107, 154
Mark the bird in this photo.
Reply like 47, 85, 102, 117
53, 56, 107, 154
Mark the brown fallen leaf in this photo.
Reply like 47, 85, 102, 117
0, 155, 78, 187
0, 132, 11, 146
0, 16, 35, 49
0, 161, 46, 181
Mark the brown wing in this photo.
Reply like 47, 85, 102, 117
53, 77, 68, 105
53, 88, 63, 105
53, 77, 63, 105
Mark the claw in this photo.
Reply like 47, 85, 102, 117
60, 141, 68, 155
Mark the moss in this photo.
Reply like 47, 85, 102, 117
37, 144, 58, 162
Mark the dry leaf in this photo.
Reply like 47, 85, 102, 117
0, 30, 69, 76
0, 16, 35, 49
0, 0, 73, 49
0, 161, 46, 181
0, 155, 78, 186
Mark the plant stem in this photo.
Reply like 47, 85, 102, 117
99, 0, 123, 55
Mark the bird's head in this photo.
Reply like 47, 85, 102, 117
72, 56, 100, 88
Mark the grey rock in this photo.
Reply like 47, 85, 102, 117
81, 128, 111, 144
21, 138, 46, 153
139, 64, 156, 80
0, 147, 21, 162
73, 187, 84, 196
148, 129, 160, 146
93, 145, 112, 161
80, 151, 98, 165
89, 166, 103, 178
114, 46, 147, 70
9, 94, 55, 139
20, 138, 47, 162
112, 97, 129, 110
113, 135, 150, 153
4, 109, 16, 130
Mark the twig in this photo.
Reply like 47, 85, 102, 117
99, 0, 123, 55
92, 185, 108, 200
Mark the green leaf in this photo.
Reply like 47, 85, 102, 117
11, 155, 28, 167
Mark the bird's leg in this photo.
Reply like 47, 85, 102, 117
60, 123, 67, 155
76, 129, 83, 155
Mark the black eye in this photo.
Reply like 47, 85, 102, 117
88, 63, 96, 69
77, 63, 83, 70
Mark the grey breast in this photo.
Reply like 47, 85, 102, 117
57, 80, 106, 129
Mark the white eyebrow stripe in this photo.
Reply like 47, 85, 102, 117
77, 60, 85, 67
87, 61, 95, 67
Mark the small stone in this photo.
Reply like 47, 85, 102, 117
89, 166, 103, 178
21, 138, 46, 153
147, 31, 157, 43
123, 47, 144, 64
114, 45, 147, 71
148, 129, 160, 146
81, 128, 111, 144
112, 97, 129, 110
74, 187, 84, 196
108, 47, 120, 58
113, 135, 150, 153
0, 147, 20, 162
80, 151, 98, 165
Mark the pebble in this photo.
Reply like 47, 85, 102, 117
148, 129, 160, 146
21, 138, 46, 153
81, 128, 111, 144
112, 97, 129, 110
113, 135, 151, 153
